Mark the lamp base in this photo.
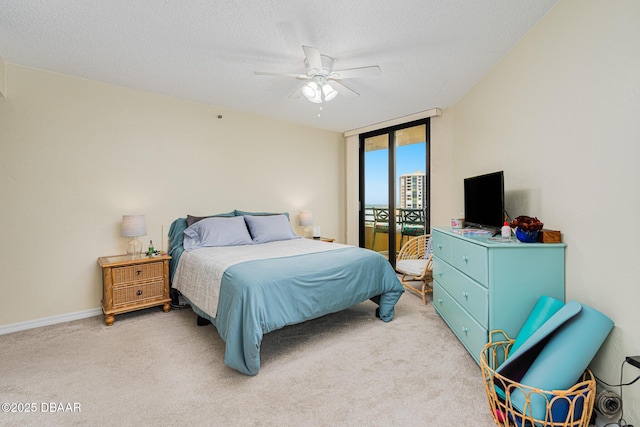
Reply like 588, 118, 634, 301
127, 238, 143, 255
303, 226, 313, 239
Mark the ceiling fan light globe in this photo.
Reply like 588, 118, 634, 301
309, 91, 322, 103
322, 83, 338, 101
302, 81, 319, 99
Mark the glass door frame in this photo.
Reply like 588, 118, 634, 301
358, 118, 430, 267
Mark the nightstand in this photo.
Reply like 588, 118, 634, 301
98, 254, 172, 326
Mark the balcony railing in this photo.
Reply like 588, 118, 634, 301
363, 206, 429, 254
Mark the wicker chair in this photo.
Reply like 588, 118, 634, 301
395, 234, 433, 304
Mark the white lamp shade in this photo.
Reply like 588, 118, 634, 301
322, 83, 337, 101
302, 81, 319, 99
298, 210, 313, 227
302, 79, 338, 104
309, 91, 322, 103
121, 215, 146, 237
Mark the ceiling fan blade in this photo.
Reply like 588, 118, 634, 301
330, 65, 381, 79
302, 46, 323, 72
288, 84, 304, 99
254, 71, 309, 79
330, 80, 360, 98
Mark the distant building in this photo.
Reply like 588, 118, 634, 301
399, 171, 426, 208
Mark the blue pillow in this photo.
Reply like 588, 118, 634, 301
243, 214, 300, 244
234, 209, 290, 220
183, 216, 253, 250
187, 211, 235, 227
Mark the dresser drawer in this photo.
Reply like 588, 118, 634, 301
113, 280, 165, 307
433, 282, 487, 363
112, 262, 164, 285
431, 230, 453, 264
451, 238, 488, 285
433, 259, 488, 328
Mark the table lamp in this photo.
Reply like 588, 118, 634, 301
298, 210, 313, 238
122, 215, 146, 255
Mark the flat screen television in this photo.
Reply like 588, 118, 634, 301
463, 171, 505, 232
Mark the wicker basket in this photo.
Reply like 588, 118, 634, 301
480, 330, 596, 427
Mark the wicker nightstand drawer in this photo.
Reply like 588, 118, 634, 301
113, 280, 165, 307
112, 262, 164, 285
98, 254, 172, 326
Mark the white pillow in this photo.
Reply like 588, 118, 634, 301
183, 216, 253, 251
243, 214, 300, 244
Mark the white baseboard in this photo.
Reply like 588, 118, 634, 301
0, 308, 103, 335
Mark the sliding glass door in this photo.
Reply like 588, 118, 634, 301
360, 119, 430, 267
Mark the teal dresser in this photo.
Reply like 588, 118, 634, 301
431, 226, 566, 364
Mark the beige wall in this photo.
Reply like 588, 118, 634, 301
429, 110, 455, 227
438, 0, 640, 420
0, 63, 344, 327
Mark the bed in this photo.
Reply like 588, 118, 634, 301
168, 210, 404, 375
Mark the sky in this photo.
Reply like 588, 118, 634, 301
364, 142, 426, 206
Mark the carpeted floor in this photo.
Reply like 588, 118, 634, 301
0, 292, 495, 426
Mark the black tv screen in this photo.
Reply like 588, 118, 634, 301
464, 171, 504, 230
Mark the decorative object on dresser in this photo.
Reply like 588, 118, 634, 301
510, 215, 544, 243
121, 214, 146, 255
98, 254, 172, 326
538, 229, 561, 243
431, 226, 565, 364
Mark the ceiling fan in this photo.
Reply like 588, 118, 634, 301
255, 46, 381, 103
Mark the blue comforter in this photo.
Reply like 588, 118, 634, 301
218, 247, 403, 375
184, 246, 404, 376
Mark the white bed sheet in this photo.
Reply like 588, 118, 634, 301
172, 239, 347, 318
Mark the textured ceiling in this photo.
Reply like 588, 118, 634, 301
0, 0, 557, 133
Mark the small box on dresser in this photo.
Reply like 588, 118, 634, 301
538, 229, 562, 243
98, 254, 172, 326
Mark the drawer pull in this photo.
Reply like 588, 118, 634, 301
136, 270, 142, 275
462, 326, 469, 334
136, 290, 142, 296
437, 298, 443, 305
462, 291, 468, 299
437, 271, 444, 277
462, 255, 469, 263
437, 243, 442, 249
